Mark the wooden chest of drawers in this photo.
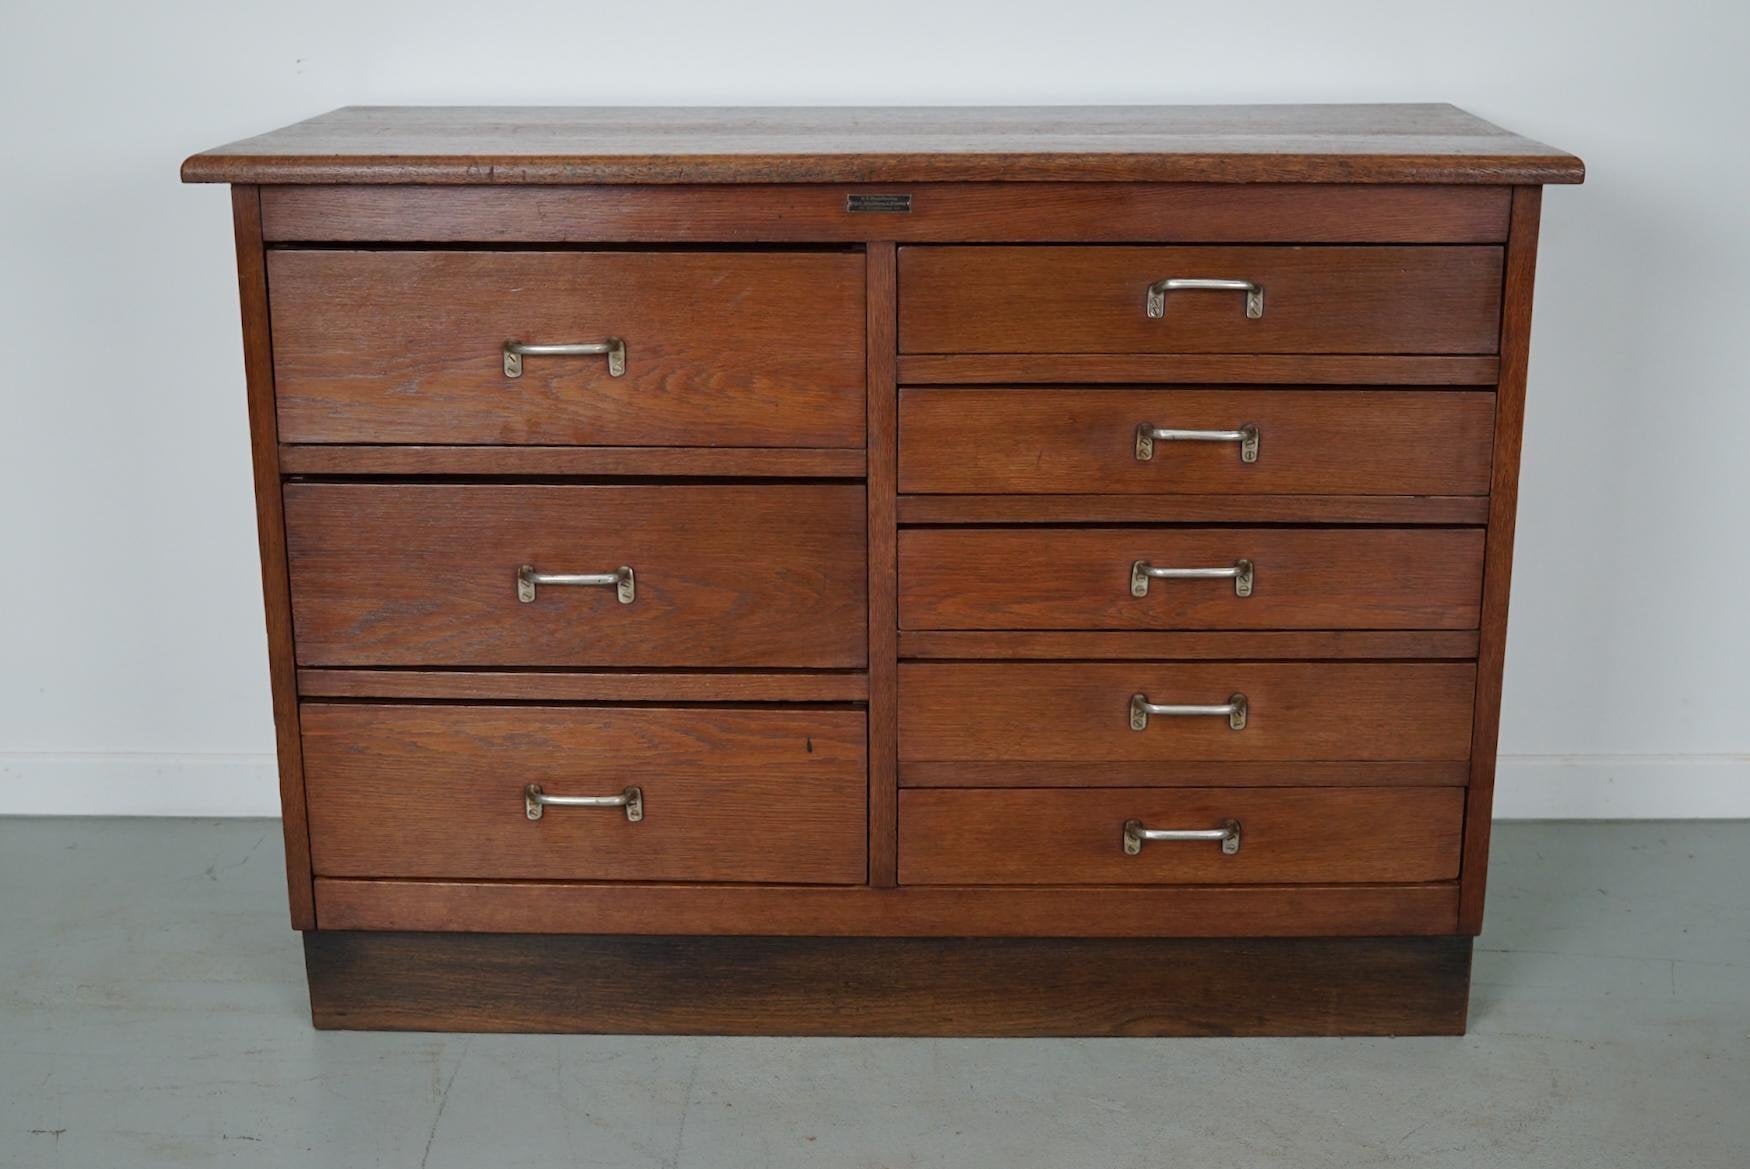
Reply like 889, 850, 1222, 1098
185, 104, 1582, 1036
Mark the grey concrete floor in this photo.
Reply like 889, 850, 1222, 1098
1, 819, 1746, 1168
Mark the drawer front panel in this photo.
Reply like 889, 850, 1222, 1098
898, 389, 1495, 495
269, 250, 866, 446
899, 662, 1476, 762
898, 246, 1502, 354
303, 704, 867, 883
898, 787, 1463, 885
285, 483, 867, 667
899, 528, 1484, 631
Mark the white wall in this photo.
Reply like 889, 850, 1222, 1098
2, 0, 1746, 817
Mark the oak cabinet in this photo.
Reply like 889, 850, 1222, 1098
185, 103, 1582, 1035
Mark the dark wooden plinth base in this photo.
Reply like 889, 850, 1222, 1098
305, 932, 1471, 1036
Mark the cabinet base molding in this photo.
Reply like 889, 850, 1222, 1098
304, 932, 1472, 1036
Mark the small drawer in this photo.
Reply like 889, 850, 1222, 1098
897, 787, 1463, 885
900, 527, 1484, 631
269, 250, 865, 446
285, 483, 866, 668
898, 246, 1502, 355
303, 704, 867, 883
898, 389, 1495, 496
899, 662, 1476, 762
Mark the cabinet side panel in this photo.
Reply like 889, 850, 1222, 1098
232, 185, 314, 929
1460, 185, 1543, 933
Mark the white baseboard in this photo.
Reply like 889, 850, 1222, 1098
1, 751, 1746, 818
1490, 754, 1750, 818
0, 752, 281, 816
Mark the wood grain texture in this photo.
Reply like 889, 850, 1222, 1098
258, 182, 1510, 243
1461, 187, 1543, 934
278, 445, 863, 478
898, 787, 1463, 885
268, 250, 865, 446
900, 760, 1470, 787
899, 388, 1495, 496
899, 662, 1476, 762
182, 104, 1583, 186
302, 704, 866, 883
899, 246, 1504, 355
188, 107, 1582, 1030
903, 493, 1491, 525
867, 244, 899, 887
898, 354, 1500, 385
899, 527, 1484, 631
313, 879, 1458, 937
283, 483, 867, 668
896, 494, 1491, 525
305, 932, 1472, 1036
294, 669, 868, 703
898, 629, 1480, 660
231, 188, 314, 931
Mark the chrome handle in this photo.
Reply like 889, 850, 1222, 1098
1123, 818, 1242, 856
517, 564, 635, 604
1145, 278, 1264, 320
503, 338, 627, 378
1131, 558, 1254, 598
1129, 692, 1248, 732
524, 783, 644, 822
1134, 422, 1259, 463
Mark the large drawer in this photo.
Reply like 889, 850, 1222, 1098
284, 483, 867, 667
898, 787, 1464, 885
268, 250, 866, 446
898, 246, 1502, 354
898, 662, 1476, 762
303, 704, 867, 883
899, 527, 1484, 631
898, 389, 1495, 495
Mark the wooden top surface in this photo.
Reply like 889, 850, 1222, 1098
182, 104, 1583, 186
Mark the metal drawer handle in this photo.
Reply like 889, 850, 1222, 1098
524, 783, 644, 822
1132, 558, 1254, 598
1134, 422, 1259, 463
1145, 277, 1264, 320
1123, 818, 1242, 856
517, 564, 635, 604
503, 338, 627, 378
1129, 692, 1248, 732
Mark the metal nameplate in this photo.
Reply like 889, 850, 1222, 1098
846, 193, 912, 213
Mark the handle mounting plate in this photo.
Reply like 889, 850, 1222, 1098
1122, 818, 1242, 855
1134, 422, 1260, 463
1145, 279, 1264, 320
503, 338, 628, 379
1130, 558, 1255, 598
524, 783, 644, 822
517, 564, 636, 604
1129, 692, 1249, 732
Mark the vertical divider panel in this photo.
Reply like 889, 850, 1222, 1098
866, 243, 900, 887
